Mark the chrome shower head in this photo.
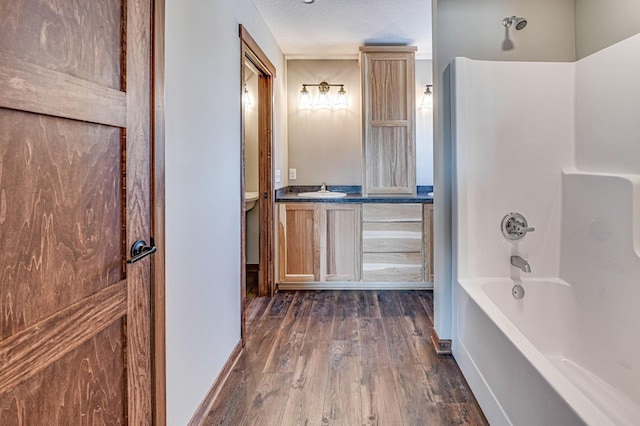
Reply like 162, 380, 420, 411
503, 16, 527, 30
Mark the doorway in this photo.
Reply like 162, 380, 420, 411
239, 25, 276, 341
244, 59, 261, 301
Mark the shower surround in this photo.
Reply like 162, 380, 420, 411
451, 34, 640, 425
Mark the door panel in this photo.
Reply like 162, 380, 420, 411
0, 0, 124, 90
0, 111, 123, 338
278, 203, 318, 282
0, 319, 126, 424
0, 0, 153, 423
321, 204, 361, 282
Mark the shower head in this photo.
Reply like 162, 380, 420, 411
502, 16, 527, 30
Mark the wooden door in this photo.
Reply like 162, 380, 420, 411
0, 0, 154, 424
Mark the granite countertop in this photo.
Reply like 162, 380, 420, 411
275, 185, 433, 204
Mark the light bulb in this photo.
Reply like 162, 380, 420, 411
334, 86, 348, 109
421, 85, 433, 109
244, 85, 253, 107
298, 86, 312, 109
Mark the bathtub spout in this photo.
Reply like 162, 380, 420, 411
511, 255, 531, 273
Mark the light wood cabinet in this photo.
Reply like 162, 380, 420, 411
277, 202, 433, 286
278, 203, 361, 283
423, 204, 434, 282
360, 46, 417, 196
278, 203, 318, 282
319, 204, 362, 282
362, 203, 423, 282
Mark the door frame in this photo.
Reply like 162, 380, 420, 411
152, 0, 167, 424
239, 25, 276, 342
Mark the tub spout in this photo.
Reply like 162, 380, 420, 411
511, 255, 531, 273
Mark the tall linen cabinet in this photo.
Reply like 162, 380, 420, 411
360, 46, 417, 196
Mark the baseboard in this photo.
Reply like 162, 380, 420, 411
246, 264, 259, 272
188, 340, 243, 425
277, 282, 434, 291
431, 328, 452, 355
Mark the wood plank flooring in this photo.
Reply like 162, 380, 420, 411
203, 290, 487, 426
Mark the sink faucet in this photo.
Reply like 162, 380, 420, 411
320, 182, 327, 192
511, 255, 531, 273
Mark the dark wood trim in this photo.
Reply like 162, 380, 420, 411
126, 0, 154, 422
431, 327, 452, 355
246, 264, 260, 272
239, 25, 276, 326
239, 25, 276, 78
188, 340, 243, 425
240, 43, 247, 345
151, 0, 167, 424
257, 74, 274, 297
0, 53, 127, 127
0, 281, 127, 394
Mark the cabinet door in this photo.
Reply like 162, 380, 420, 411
319, 204, 362, 282
423, 204, 434, 282
361, 47, 416, 196
278, 203, 319, 282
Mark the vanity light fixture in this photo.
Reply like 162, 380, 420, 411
244, 84, 253, 107
298, 86, 312, 109
298, 81, 348, 109
420, 84, 433, 109
334, 86, 348, 109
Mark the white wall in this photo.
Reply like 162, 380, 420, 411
574, 34, 640, 175
452, 58, 574, 281
165, 1, 285, 424
244, 69, 260, 265
432, 0, 576, 339
286, 59, 434, 186
416, 60, 434, 186
244, 70, 259, 193
287, 60, 362, 185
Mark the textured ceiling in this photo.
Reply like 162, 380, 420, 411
250, 0, 432, 59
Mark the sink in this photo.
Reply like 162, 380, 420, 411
245, 191, 259, 211
297, 191, 347, 199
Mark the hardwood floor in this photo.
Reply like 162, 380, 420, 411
203, 291, 487, 425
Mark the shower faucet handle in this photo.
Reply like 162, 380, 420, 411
514, 224, 535, 234
501, 212, 534, 240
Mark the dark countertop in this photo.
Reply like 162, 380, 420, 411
275, 185, 433, 204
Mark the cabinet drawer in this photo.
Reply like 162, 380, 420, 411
362, 222, 422, 252
362, 253, 422, 282
362, 203, 422, 222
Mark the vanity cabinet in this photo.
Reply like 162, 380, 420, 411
277, 201, 433, 287
362, 204, 423, 282
360, 46, 417, 196
278, 203, 361, 283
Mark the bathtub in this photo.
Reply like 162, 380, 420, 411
455, 278, 640, 426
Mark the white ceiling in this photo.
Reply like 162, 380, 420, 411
250, 0, 433, 59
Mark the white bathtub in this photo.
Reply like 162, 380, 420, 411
455, 278, 640, 426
